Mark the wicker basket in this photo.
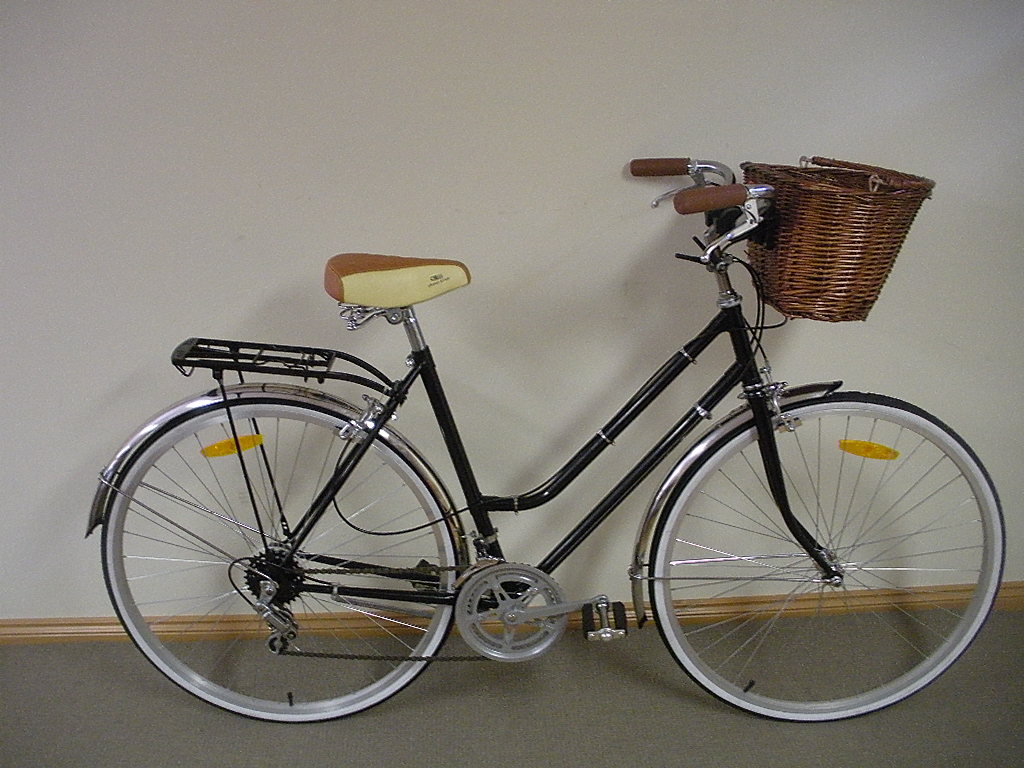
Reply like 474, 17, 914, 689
741, 157, 935, 322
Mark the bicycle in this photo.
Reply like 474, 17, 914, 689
87, 157, 1005, 723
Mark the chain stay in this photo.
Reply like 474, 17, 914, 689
273, 562, 480, 662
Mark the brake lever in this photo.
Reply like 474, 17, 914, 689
650, 183, 693, 208
649, 160, 736, 208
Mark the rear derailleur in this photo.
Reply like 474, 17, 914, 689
241, 547, 301, 654
254, 579, 298, 654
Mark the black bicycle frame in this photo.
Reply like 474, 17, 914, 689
294, 303, 748, 555
281, 295, 839, 598
474, 303, 760, 572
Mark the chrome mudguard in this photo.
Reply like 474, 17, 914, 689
628, 381, 842, 626
86, 383, 466, 566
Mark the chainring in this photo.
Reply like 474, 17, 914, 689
454, 562, 568, 662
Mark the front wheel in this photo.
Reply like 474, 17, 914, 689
648, 392, 1004, 721
101, 393, 463, 722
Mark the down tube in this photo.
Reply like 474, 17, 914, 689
536, 361, 746, 574
481, 311, 735, 515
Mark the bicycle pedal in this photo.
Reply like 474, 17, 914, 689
582, 600, 628, 642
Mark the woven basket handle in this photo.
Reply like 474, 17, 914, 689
806, 156, 935, 193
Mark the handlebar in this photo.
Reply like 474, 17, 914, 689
630, 158, 735, 185
631, 156, 776, 262
629, 157, 692, 177
631, 156, 773, 215
672, 184, 750, 215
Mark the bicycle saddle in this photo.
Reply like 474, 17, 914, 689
324, 253, 471, 308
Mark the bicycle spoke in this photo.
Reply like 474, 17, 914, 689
103, 396, 460, 721
651, 393, 1002, 720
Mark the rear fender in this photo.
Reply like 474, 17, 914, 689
86, 384, 460, 554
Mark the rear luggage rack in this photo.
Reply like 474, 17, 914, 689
171, 337, 393, 393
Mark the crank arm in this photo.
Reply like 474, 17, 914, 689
507, 595, 604, 624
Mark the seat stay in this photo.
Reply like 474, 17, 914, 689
283, 354, 427, 557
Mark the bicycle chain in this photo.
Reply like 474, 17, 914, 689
279, 648, 486, 662
302, 562, 465, 577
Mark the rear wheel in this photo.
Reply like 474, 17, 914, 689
649, 392, 1004, 721
101, 394, 462, 721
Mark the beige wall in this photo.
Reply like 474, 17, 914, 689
3, 0, 1022, 617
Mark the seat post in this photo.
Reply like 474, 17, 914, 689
400, 307, 428, 352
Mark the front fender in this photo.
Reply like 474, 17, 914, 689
628, 380, 842, 626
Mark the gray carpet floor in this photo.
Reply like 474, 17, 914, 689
2, 612, 1022, 768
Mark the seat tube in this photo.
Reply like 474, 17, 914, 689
403, 310, 502, 558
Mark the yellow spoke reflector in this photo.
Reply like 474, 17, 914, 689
201, 434, 264, 457
839, 439, 900, 460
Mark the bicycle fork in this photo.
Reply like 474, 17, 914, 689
716, 287, 844, 585
745, 384, 844, 585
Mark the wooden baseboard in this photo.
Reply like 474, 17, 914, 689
998, 579, 1024, 609
4, 581, 1021, 645
0, 616, 129, 645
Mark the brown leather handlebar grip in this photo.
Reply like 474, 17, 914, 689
629, 157, 692, 177
673, 183, 748, 215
